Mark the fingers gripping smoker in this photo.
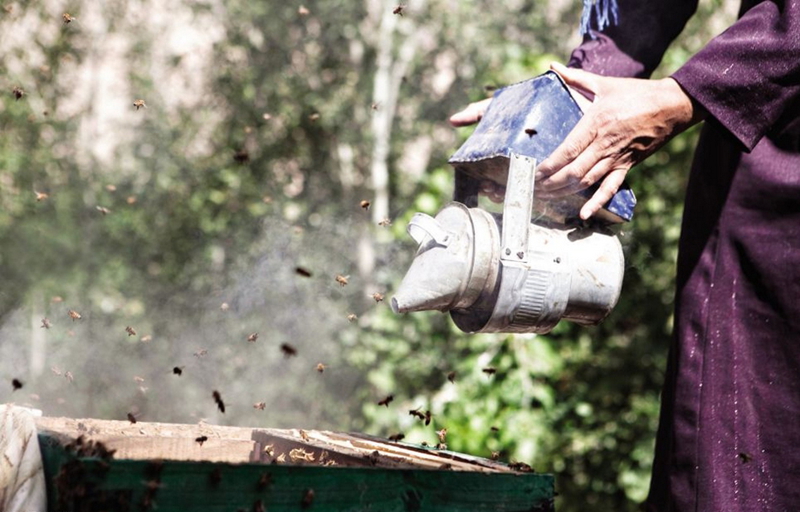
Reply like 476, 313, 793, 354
391, 72, 637, 334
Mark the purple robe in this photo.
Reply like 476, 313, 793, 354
568, 1, 800, 510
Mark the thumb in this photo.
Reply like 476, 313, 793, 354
550, 62, 599, 101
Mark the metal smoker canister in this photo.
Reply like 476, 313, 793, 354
392, 155, 625, 333
391, 72, 636, 334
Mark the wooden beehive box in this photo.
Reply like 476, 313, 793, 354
35, 417, 554, 512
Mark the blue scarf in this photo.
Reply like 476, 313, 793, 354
580, 0, 619, 36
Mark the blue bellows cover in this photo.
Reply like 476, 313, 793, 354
448, 71, 636, 223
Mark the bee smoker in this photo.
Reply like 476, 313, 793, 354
391, 72, 637, 333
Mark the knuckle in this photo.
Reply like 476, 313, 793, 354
563, 140, 584, 159
565, 167, 583, 182
579, 175, 595, 189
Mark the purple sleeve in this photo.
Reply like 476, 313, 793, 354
568, 0, 699, 78
671, 1, 800, 150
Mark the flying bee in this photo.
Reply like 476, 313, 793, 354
64, 371, 74, 382
233, 149, 249, 163
295, 266, 312, 277
125, 326, 137, 336
482, 367, 497, 376
447, 371, 456, 383
347, 313, 358, 322
392, 4, 406, 16
127, 412, 137, 424
133, 376, 145, 384
739, 452, 753, 463
12, 86, 24, 100
41, 318, 51, 329
371, 292, 384, 302
96, 205, 111, 215
12, 378, 23, 391
195, 435, 208, 446
360, 200, 370, 210
490, 426, 499, 432
51, 296, 63, 303
105, 184, 117, 192
436, 428, 447, 444
308, 113, 320, 122
35, 191, 49, 202
126, 195, 137, 204
377, 394, 394, 407
194, 349, 208, 358
140, 335, 152, 342
68, 309, 81, 321
387, 433, 405, 442
62, 13, 74, 24
315, 363, 327, 373
335, 274, 349, 286
378, 218, 392, 227
212, 390, 225, 413
253, 402, 266, 410
409, 408, 425, 421
297, 5, 310, 15
173, 366, 183, 376
133, 99, 147, 110
51, 366, 62, 376
280, 343, 298, 358
247, 332, 258, 343
370, 103, 380, 111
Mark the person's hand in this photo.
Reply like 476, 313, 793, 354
450, 98, 505, 201
449, 97, 492, 127
537, 62, 703, 219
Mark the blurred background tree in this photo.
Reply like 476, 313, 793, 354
0, 0, 735, 510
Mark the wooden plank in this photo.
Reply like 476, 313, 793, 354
35, 416, 257, 463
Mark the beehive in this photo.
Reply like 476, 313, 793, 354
36, 417, 554, 511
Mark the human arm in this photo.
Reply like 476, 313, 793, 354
541, 0, 800, 218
